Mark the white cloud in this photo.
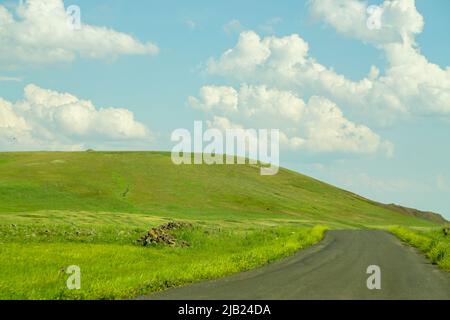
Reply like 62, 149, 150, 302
0, 84, 152, 151
208, 31, 272, 74
188, 86, 238, 113
207, 116, 243, 131
238, 84, 305, 123
0, 0, 158, 66
189, 84, 393, 156
208, 31, 309, 77
207, 31, 370, 102
206, 1, 450, 122
299, 96, 394, 155
307, 0, 450, 118
208, 36, 450, 122
308, 0, 424, 47
0, 97, 31, 143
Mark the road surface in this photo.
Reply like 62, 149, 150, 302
141, 230, 450, 300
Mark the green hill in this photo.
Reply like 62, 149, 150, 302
0, 151, 438, 228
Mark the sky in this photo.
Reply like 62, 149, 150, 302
0, 0, 449, 219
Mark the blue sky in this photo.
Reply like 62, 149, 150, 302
0, 0, 449, 218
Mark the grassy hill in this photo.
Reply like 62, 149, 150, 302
0, 152, 441, 299
0, 151, 438, 228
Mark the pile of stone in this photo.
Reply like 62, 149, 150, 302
138, 221, 191, 247
159, 221, 189, 231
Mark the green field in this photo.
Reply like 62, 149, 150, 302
0, 152, 441, 299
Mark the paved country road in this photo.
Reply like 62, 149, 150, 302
141, 230, 450, 300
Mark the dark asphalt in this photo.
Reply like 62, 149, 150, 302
141, 230, 450, 300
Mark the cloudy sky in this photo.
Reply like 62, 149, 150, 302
1, 0, 449, 218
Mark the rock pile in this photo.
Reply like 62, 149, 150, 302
138, 221, 191, 247
443, 227, 449, 236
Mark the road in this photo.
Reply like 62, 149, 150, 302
141, 230, 450, 300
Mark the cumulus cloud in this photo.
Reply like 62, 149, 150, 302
188, 86, 238, 113
0, 0, 158, 66
207, 31, 377, 114
0, 97, 33, 147
189, 84, 393, 156
208, 31, 309, 78
0, 84, 152, 151
307, 0, 450, 118
208, 31, 271, 74
206, 1, 450, 122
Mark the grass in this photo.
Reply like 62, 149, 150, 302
0, 211, 328, 299
0, 152, 442, 299
389, 226, 450, 271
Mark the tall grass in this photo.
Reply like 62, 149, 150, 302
389, 226, 450, 271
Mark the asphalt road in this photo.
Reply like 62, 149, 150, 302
142, 230, 450, 300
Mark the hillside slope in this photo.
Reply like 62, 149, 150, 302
378, 203, 447, 224
0, 152, 437, 228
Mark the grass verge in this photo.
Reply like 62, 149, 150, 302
389, 226, 450, 272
